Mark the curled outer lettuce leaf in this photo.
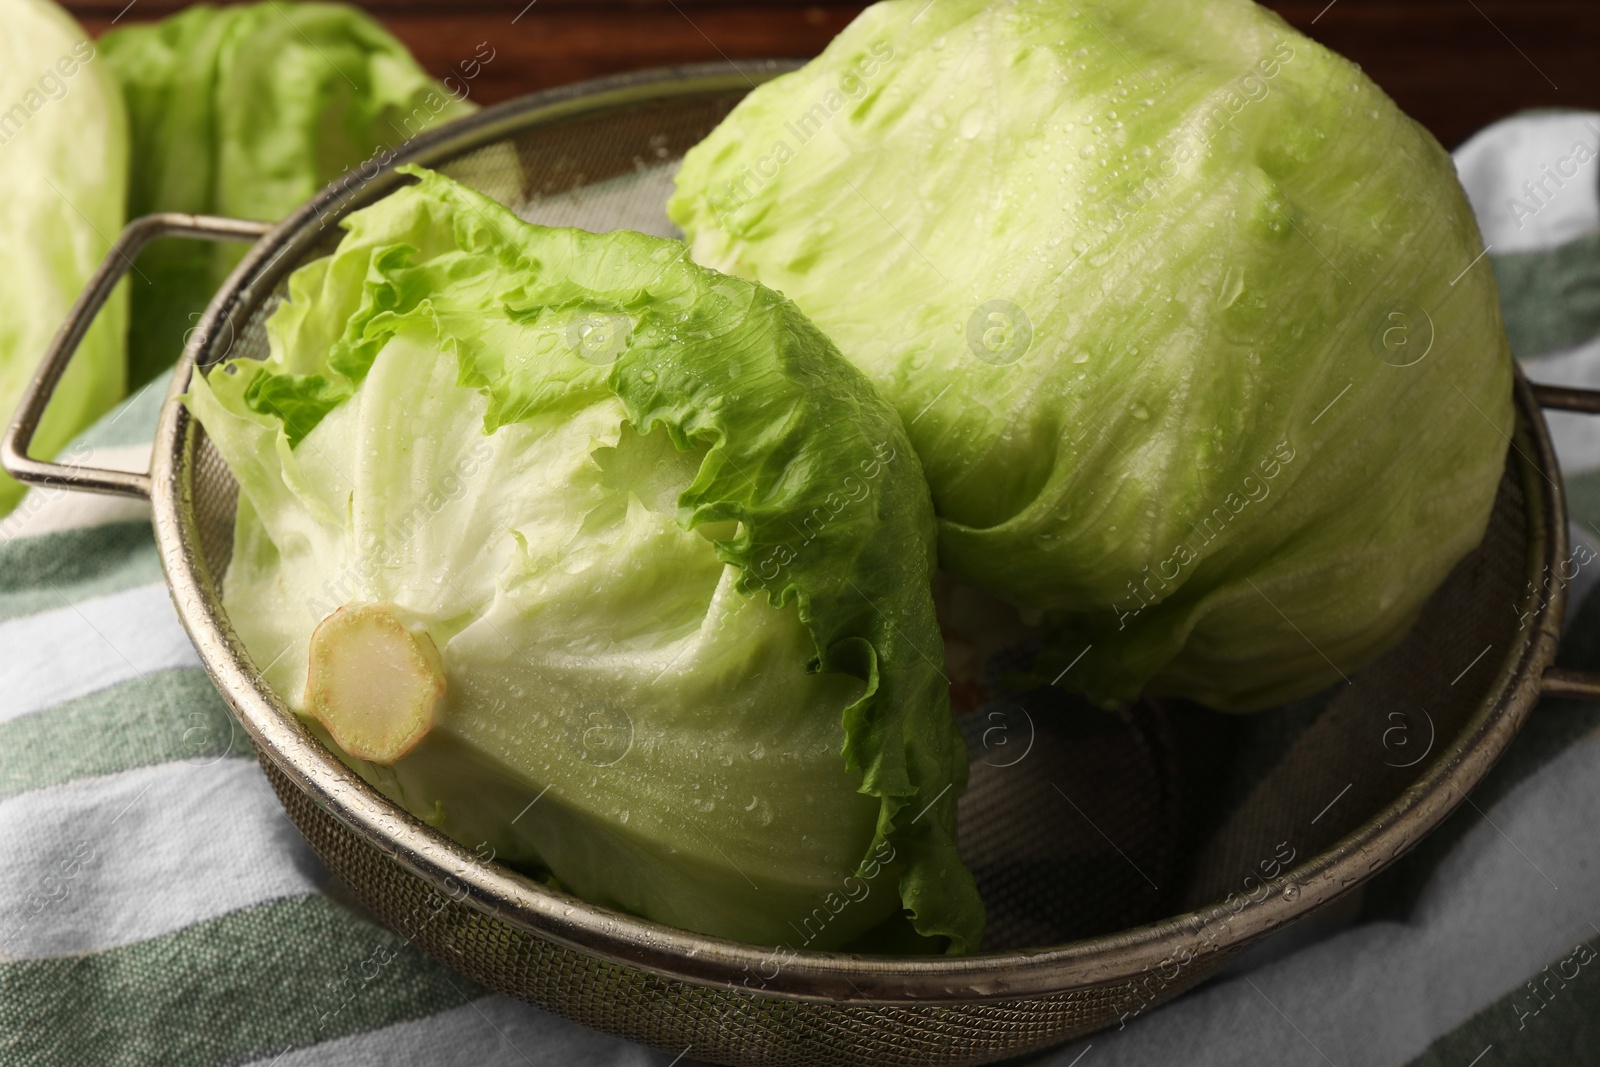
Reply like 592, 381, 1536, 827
102, 2, 475, 388
184, 166, 982, 952
0, 0, 127, 517
668, 0, 1514, 711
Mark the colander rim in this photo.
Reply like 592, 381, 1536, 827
147, 61, 1565, 1006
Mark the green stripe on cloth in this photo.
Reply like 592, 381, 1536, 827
0, 895, 489, 1067
1493, 231, 1600, 360
1562, 469, 1600, 535
0, 670, 243, 802
0, 522, 160, 622
1403, 932, 1600, 1067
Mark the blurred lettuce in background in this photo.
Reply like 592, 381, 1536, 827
101, 1, 474, 388
0, 0, 127, 516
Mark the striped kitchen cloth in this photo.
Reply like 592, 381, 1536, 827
2, 110, 1600, 1067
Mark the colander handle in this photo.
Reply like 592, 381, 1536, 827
1, 212, 273, 500
1531, 382, 1600, 414
1542, 668, 1600, 700
1531, 382, 1600, 700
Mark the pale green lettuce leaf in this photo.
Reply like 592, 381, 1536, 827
185, 167, 983, 952
668, 0, 1514, 711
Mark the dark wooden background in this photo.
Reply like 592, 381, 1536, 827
64, 0, 1596, 149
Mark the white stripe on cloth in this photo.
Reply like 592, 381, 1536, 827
1568, 523, 1600, 620
1455, 111, 1600, 255
1454, 114, 1600, 477
0, 759, 321, 960
0, 583, 199, 724
1044, 720, 1600, 1067
0, 444, 154, 545
239, 994, 671, 1067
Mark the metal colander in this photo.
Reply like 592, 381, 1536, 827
7, 63, 1600, 1067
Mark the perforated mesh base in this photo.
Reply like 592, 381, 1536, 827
261, 751, 1232, 1065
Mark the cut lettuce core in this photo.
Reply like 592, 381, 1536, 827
307, 603, 445, 766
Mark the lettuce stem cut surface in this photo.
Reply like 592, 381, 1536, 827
307, 602, 445, 766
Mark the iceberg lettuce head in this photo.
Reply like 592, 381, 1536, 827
668, 0, 1514, 711
185, 167, 983, 953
